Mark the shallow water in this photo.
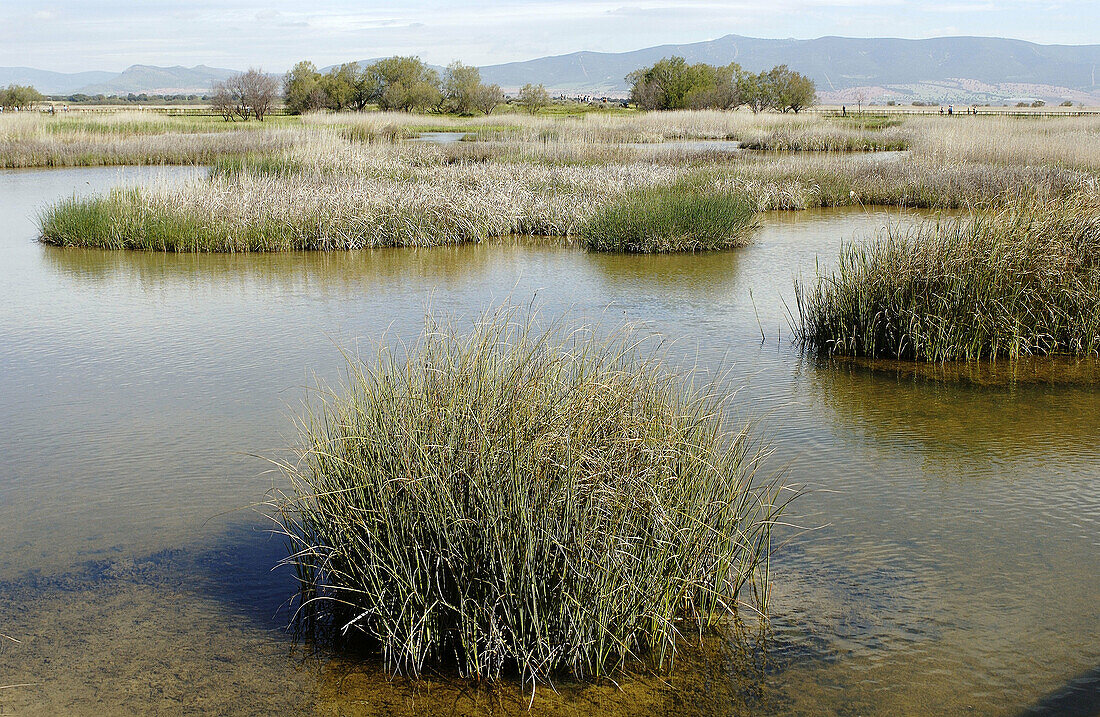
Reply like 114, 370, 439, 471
410, 131, 469, 144
1, 166, 1098, 716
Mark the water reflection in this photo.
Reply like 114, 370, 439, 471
582, 248, 745, 292
804, 355, 1100, 474
43, 241, 503, 293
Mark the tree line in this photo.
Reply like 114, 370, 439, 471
0, 55, 815, 120
627, 57, 815, 113
283, 58, 508, 115
1, 84, 45, 110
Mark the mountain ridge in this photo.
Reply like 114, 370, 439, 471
476, 34, 1100, 103
6, 34, 1100, 103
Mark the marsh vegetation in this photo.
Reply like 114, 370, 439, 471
25, 109, 1098, 255
275, 307, 787, 681
796, 192, 1100, 361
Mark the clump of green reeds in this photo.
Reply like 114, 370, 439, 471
795, 192, 1100, 361
580, 180, 759, 253
210, 153, 306, 178
274, 306, 788, 683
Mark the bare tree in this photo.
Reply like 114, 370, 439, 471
209, 80, 236, 121
242, 68, 280, 121
213, 68, 280, 121
855, 90, 866, 115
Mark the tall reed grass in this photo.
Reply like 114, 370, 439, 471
795, 192, 1100, 361
907, 114, 1100, 171
274, 307, 788, 682
308, 110, 910, 150
39, 148, 686, 250
40, 138, 1095, 251
581, 181, 758, 252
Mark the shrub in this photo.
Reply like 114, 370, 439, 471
581, 182, 758, 253
274, 307, 787, 682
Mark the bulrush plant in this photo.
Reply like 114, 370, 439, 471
580, 179, 759, 252
795, 192, 1100, 361
273, 307, 789, 683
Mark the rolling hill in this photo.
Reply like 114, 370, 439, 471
8, 35, 1100, 103
477, 35, 1100, 103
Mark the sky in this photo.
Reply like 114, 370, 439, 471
3, 0, 1098, 73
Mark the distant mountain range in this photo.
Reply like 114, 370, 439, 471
0, 67, 116, 95
477, 35, 1100, 104
5, 35, 1100, 103
0, 64, 236, 96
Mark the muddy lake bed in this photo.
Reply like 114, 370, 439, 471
1, 166, 1098, 715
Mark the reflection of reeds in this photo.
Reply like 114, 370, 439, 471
273, 306, 790, 682
796, 192, 1100, 361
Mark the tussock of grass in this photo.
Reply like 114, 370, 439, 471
210, 154, 306, 179
274, 306, 787, 682
581, 182, 759, 253
795, 192, 1100, 361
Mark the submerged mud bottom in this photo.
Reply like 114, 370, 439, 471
0, 523, 793, 716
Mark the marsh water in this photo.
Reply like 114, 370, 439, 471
1, 166, 1098, 716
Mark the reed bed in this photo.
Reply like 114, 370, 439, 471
795, 192, 1100, 361
0, 113, 316, 168
6, 109, 1100, 170
716, 154, 1096, 211
737, 125, 909, 152
308, 109, 909, 150
581, 180, 759, 252
31, 110, 1100, 251
273, 306, 787, 682
39, 152, 683, 250
906, 114, 1100, 171
40, 136, 1097, 251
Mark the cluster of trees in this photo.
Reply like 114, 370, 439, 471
627, 57, 816, 113
283, 58, 503, 115
211, 68, 281, 121
1, 84, 44, 110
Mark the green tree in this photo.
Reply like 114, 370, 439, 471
738, 73, 770, 113
627, 57, 744, 110
366, 56, 441, 112
321, 63, 360, 112
760, 65, 815, 113
779, 70, 815, 113
516, 83, 550, 114
442, 62, 481, 115
0, 84, 44, 110
283, 61, 325, 114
